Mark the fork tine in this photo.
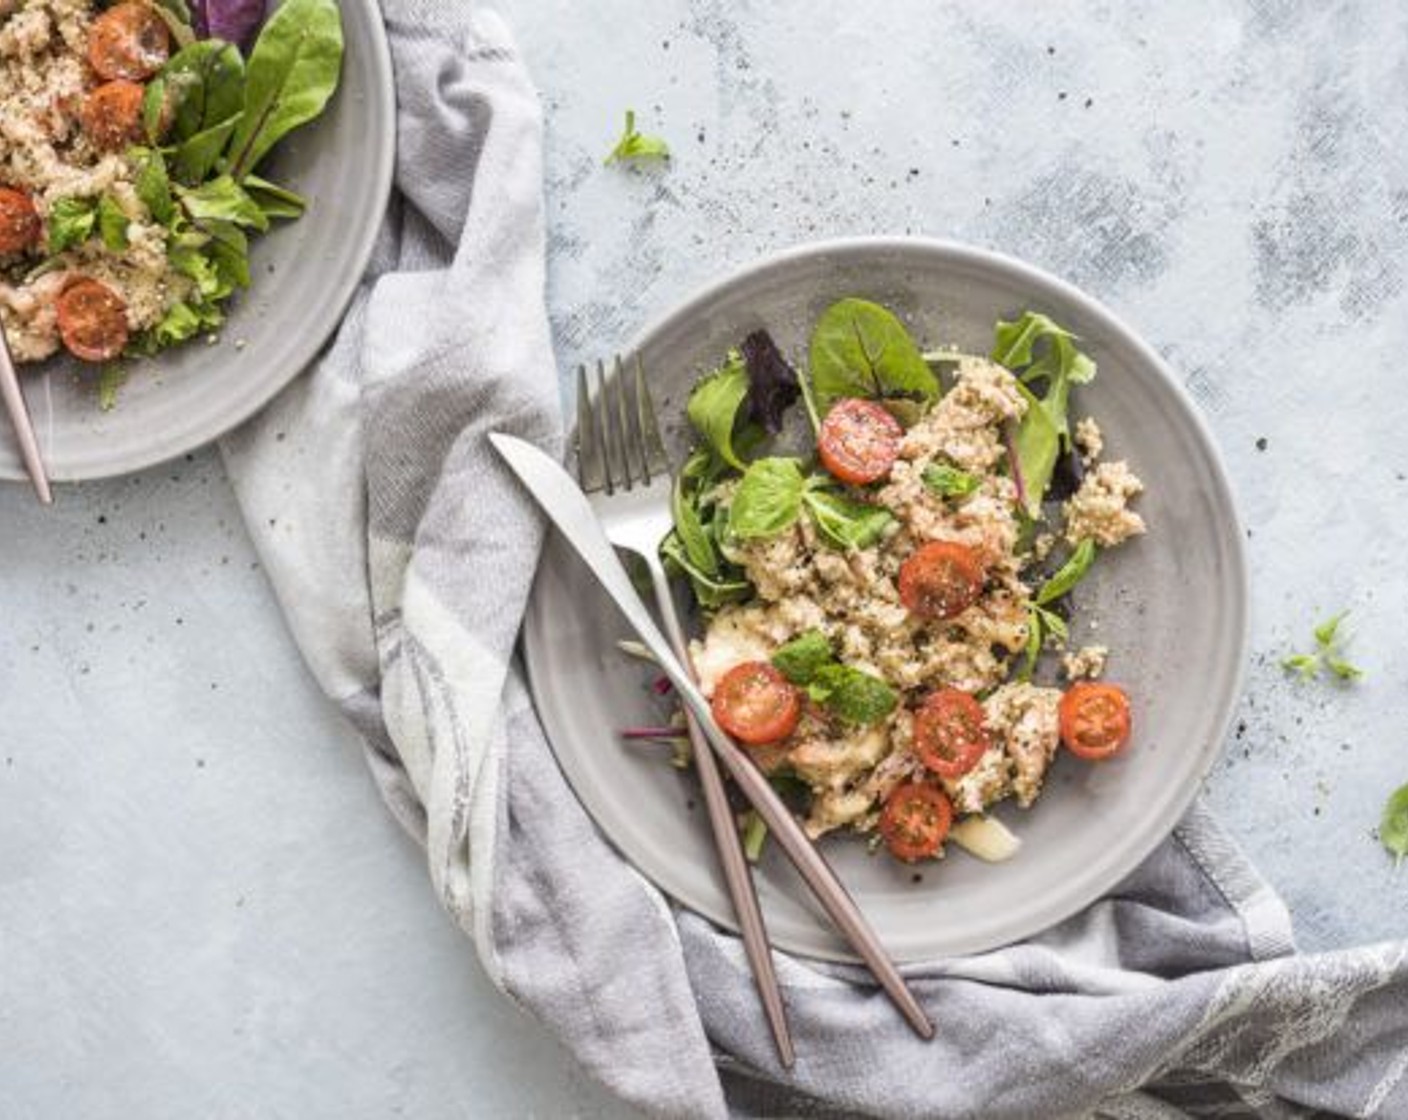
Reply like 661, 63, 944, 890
592, 358, 618, 495
611, 354, 637, 488
634, 353, 671, 476
575, 363, 601, 492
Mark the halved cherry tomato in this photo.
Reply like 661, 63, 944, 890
913, 688, 990, 780
81, 80, 147, 151
897, 540, 986, 620
1059, 682, 1132, 760
879, 782, 953, 862
87, 2, 171, 81
818, 397, 904, 485
0, 187, 41, 254
57, 278, 129, 363
711, 661, 801, 745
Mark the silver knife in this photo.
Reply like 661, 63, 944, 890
490, 431, 934, 1041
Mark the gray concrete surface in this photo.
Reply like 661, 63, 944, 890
4, 1, 1407, 1116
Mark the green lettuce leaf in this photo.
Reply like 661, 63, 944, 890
808, 297, 939, 414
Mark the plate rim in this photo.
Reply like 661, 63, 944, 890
524, 234, 1251, 962
0, 0, 397, 483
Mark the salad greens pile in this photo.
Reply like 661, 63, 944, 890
661, 297, 1103, 685
47, 0, 343, 377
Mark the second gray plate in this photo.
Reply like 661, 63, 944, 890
523, 237, 1249, 962
0, 0, 395, 482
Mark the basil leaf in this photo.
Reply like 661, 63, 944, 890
808, 297, 939, 414
922, 462, 979, 498
728, 458, 805, 539
177, 175, 269, 231
686, 352, 752, 470
97, 195, 129, 251
771, 630, 833, 686
809, 664, 897, 725
224, 0, 345, 180
604, 109, 670, 165
46, 197, 96, 252
1035, 539, 1097, 605
802, 486, 893, 550
1381, 783, 1408, 867
131, 148, 175, 225
242, 172, 306, 219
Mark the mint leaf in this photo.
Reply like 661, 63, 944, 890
771, 630, 833, 686
604, 109, 670, 165
1314, 611, 1348, 649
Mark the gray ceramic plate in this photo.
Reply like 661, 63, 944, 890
523, 238, 1249, 962
0, 0, 395, 482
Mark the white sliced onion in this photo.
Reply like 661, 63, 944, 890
948, 815, 1022, 863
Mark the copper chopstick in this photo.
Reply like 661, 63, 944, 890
0, 323, 52, 504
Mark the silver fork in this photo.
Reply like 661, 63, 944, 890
577, 355, 795, 1069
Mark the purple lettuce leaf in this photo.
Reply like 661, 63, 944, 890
739, 329, 801, 434
193, 0, 268, 50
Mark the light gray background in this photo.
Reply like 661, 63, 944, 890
3, 1, 1406, 1116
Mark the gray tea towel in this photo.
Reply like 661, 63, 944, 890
220, 4, 1408, 1117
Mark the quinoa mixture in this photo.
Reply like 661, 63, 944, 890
0, 0, 184, 363
660, 303, 1146, 861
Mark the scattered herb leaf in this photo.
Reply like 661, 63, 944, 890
808, 663, 898, 725
604, 109, 670, 165
1282, 610, 1364, 683
1381, 784, 1408, 867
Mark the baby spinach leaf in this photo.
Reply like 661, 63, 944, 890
171, 115, 243, 185
802, 486, 893, 550
224, 0, 344, 180
669, 449, 720, 577
1009, 381, 1061, 518
1035, 538, 1097, 605
97, 195, 130, 251
242, 172, 306, 219
177, 176, 269, 230
995, 312, 1097, 514
771, 630, 833, 686
808, 297, 939, 414
808, 664, 897, 725
728, 458, 805, 539
686, 352, 752, 470
922, 462, 979, 498
660, 532, 751, 609
1381, 784, 1408, 867
604, 109, 670, 165
739, 329, 801, 433
46, 197, 96, 253
155, 40, 246, 144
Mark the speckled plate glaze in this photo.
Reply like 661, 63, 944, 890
0, 0, 395, 483
523, 237, 1249, 963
